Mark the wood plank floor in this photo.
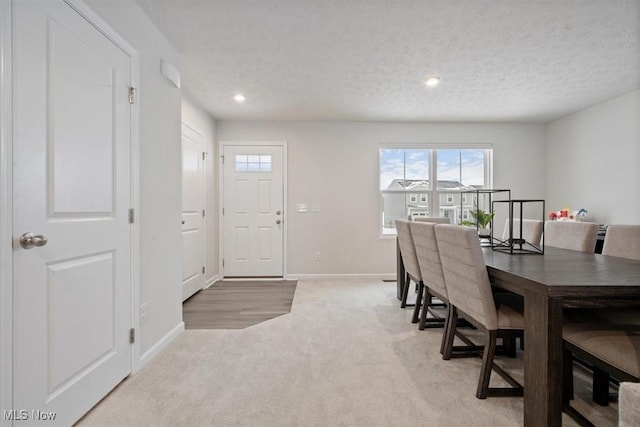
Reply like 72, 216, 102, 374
183, 280, 297, 329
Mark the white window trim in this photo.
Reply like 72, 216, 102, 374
379, 144, 493, 237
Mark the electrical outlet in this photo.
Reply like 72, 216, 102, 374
140, 303, 149, 324
314, 251, 321, 261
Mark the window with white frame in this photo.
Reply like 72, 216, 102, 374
380, 147, 491, 235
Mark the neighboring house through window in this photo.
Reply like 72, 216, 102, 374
379, 146, 492, 235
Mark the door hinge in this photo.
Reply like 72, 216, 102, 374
128, 208, 135, 224
222, 207, 225, 215
202, 209, 205, 217
222, 259, 224, 268
129, 328, 135, 344
221, 155, 224, 164
202, 152, 206, 160
128, 87, 136, 104
202, 266, 205, 274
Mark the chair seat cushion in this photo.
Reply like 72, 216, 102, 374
496, 304, 524, 329
495, 293, 524, 330
563, 323, 640, 378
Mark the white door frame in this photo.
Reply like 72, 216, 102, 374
218, 141, 288, 279
0, 2, 142, 422
0, 0, 13, 421
181, 121, 207, 299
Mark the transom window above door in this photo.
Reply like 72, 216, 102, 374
379, 146, 492, 236
235, 154, 272, 172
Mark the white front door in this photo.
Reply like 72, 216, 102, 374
181, 123, 205, 300
223, 145, 284, 277
13, 1, 132, 425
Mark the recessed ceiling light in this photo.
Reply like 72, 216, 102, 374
234, 94, 246, 102
425, 76, 441, 87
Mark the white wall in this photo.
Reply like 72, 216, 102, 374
86, 0, 183, 359
546, 89, 640, 224
181, 95, 219, 284
218, 121, 546, 276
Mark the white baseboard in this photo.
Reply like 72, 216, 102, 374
138, 322, 184, 370
204, 275, 222, 289
287, 273, 396, 281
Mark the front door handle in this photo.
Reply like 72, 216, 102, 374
19, 232, 48, 249
276, 219, 282, 225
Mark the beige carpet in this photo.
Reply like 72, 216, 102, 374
78, 280, 616, 426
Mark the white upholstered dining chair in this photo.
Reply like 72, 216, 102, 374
602, 225, 640, 260
408, 217, 450, 325
562, 224, 640, 424
435, 224, 524, 399
501, 218, 543, 246
409, 221, 448, 344
620, 382, 640, 426
544, 221, 599, 252
395, 219, 422, 309
413, 217, 451, 224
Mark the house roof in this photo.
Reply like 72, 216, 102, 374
385, 179, 476, 191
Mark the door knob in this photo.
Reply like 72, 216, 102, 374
276, 219, 281, 225
19, 232, 48, 249
276, 210, 281, 215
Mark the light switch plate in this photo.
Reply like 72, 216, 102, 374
311, 203, 320, 213
297, 203, 309, 213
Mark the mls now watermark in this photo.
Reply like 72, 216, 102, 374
4, 409, 57, 421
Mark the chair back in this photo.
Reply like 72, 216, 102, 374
544, 221, 598, 252
435, 225, 498, 330
396, 219, 421, 281
414, 217, 451, 224
602, 225, 640, 261
409, 221, 447, 299
620, 382, 640, 426
501, 219, 543, 245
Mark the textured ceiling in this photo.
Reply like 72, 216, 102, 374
136, 0, 640, 122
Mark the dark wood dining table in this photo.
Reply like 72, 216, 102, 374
396, 242, 640, 426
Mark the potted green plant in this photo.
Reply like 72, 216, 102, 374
462, 209, 495, 237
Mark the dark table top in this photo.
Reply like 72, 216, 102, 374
483, 246, 640, 299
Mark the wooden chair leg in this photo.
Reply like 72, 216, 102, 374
411, 282, 424, 323
503, 337, 517, 358
442, 306, 458, 360
400, 275, 411, 308
418, 288, 431, 330
476, 330, 497, 399
593, 368, 610, 406
563, 347, 574, 403
439, 303, 451, 354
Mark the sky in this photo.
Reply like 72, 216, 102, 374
379, 148, 486, 190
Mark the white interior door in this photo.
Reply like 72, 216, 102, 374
13, 1, 132, 425
181, 123, 205, 300
223, 145, 284, 277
